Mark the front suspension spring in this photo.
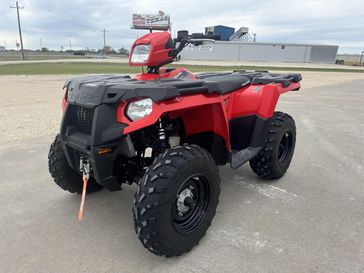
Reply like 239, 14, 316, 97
158, 118, 170, 150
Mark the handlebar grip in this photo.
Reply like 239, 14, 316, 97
190, 33, 205, 39
191, 33, 220, 40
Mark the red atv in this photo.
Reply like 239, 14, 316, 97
48, 30, 301, 256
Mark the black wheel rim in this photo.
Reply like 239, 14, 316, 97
173, 174, 210, 235
278, 130, 293, 164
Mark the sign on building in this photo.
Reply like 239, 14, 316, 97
132, 11, 170, 30
185, 44, 214, 51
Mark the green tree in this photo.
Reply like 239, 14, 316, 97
118, 47, 129, 55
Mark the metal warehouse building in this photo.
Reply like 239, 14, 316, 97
205, 25, 235, 41
180, 41, 339, 64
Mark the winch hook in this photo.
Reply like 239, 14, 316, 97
78, 157, 91, 221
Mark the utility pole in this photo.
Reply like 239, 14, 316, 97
69, 40, 72, 51
40, 38, 43, 50
253, 33, 257, 42
101, 28, 108, 55
10, 1, 25, 60
4, 40, 7, 51
359, 51, 364, 67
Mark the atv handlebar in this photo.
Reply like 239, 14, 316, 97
187, 38, 215, 44
190, 33, 220, 40
174, 33, 219, 42
170, 32, 216, 58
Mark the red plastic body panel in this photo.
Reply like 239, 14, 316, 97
62, 71, 300, 151
117, 94, 230, 148
226, 82, 300, 119
116, 79, 300, 151
62, 88, 67, 112
129, 32, 174, 67
61, 81, 300, 151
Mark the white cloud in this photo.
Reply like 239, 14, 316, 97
0, 0, 363, 53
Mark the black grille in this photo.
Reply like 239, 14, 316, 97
69, 105, 94, 135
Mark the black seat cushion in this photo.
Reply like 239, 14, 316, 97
203, 74, 251, 94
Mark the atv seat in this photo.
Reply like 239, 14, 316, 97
201, 74, 251, 95
198, 71, 302, 89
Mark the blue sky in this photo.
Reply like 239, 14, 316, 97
0, 0, 363, 54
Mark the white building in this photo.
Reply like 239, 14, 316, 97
181, 41, 339, 64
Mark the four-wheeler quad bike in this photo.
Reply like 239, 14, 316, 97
48, 30, 301, 257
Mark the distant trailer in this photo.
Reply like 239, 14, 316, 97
181, 41, 339, 64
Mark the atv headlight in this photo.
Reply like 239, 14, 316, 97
131, 44, 150, 64
126, 98, 153, 121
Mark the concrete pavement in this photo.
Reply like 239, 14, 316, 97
0, 77, 364, 272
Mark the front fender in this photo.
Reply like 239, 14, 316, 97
117, 94, 231, 150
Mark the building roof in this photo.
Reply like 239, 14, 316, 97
213, 40, 339, 47
206, 25, 235, 29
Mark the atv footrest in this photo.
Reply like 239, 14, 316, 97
230, 147, 262, 169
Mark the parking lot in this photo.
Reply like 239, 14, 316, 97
0, 72, 363, 273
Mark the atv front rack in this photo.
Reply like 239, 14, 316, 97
64, 71, 302, 107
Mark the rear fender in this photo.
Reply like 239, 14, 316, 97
226, 82, 300, 168
227, 82, 300, 119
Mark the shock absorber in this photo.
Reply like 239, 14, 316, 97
158, 118, 170, 150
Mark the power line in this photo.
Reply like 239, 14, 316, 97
0, 0, 14, 4
0, 0, 23, 7
0, 2, 13, 8
10, 1, 25, 60
25, 5, 99, 31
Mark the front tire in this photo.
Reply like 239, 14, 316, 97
132, 144, 220, 257
48, 134, 103, 194
250, 112, 296, 179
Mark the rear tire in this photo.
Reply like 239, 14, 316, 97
250, 112, 296, 179
48, 134, 103, 194
132, 144, 220, 257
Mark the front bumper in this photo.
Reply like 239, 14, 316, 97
60, 103, 133, 191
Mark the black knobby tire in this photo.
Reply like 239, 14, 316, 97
48, 134, 103, 194
132, 144, 221, 257
250, 112, 296, 179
